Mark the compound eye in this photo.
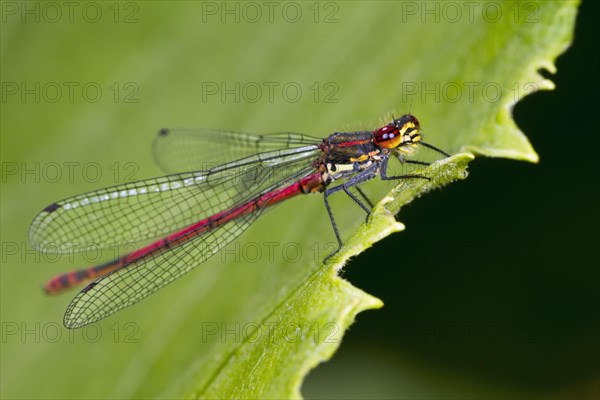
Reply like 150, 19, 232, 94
374, 125, 402, 149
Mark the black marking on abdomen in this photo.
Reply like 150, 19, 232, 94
74, 269, 90, 281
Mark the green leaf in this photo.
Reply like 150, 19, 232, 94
0, 1, 578, 399
191, 154, 472, 399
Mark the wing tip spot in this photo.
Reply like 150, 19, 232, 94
44, 203, 60, 213
81, 281, 98, 294
158, 128, 170, 136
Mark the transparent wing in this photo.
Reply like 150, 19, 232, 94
63, 166, 316, 328
153, 128, 322, 173
30, 145, 320, 252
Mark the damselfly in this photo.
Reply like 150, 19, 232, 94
30, 113, 450, 328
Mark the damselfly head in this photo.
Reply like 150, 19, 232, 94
374, 114, 421, 150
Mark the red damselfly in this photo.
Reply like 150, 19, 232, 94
30, 113, 450, 328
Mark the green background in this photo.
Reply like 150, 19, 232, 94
1, 1, 597, 399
